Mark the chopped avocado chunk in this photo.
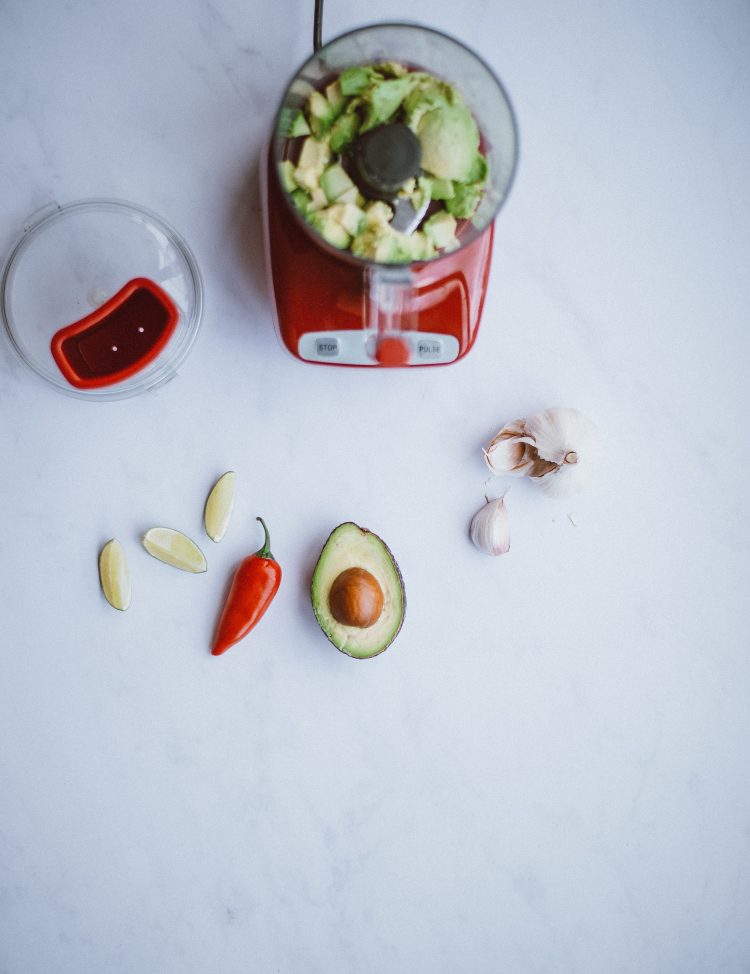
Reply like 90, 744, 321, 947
280, 107, 311, 137
403, 77, 457, 130
364, 201, 394, 227
329, 111, 360, 153
326, 202, 366, 236
294, 136, 332, 192
308, 90, 330, 120
372, 233, 403, 263
371, 77, 411, 118
307, 187, 329, 212
350, 228, 381, 260
351, 223, 435, 263
465, 152, 489, 186
297, 135, 331, 170
445, 182, 483, 219
336, 185, 360, 204
418, 104, 480, 181
309, 211, 351, 249
378, 61, 408, 78
423, 210, 458, 250
325, 80, 345, 109
289, 110, 311, 137
320, 163, 356, 203
408, 175, 432, 214
294, 168, 318, 194
429, 177, 455, 200
351, 222, 406, 262
339, 66, 375, 96
290, 188, 312, 215
391, 230, 435, 262
361, 77, 411, 132
307, 90, 344, 137
398, 177, 416, 197
311, 522, 405, 659
278, 159, 297, 193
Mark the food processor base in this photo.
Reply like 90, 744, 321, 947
261, 146, 495, 367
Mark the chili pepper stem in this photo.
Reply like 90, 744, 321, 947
255, 516, 275, 560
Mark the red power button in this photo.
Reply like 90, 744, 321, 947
375, 336, 410, 366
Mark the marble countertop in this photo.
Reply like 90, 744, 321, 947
1, 1, 749, 971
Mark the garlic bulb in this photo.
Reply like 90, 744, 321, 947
470, 496, 510, 555
484, 407, 602, 498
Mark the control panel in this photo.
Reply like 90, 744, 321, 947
297, 330, 460, 365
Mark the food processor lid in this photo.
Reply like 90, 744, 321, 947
0, 198, 203, 401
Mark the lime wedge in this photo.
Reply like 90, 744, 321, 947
142, 527, 207, 573
99, 538, 131, 610
204, 471, 236, 542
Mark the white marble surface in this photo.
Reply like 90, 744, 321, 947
1, 0, 749, 971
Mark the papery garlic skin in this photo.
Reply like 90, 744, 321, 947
484, 407, 602, 498
470, 497, 510, 555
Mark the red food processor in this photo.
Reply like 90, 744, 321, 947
261, 17, 518, 367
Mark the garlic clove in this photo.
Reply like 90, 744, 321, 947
470, 496, 511, 555
483, 420, 537, 476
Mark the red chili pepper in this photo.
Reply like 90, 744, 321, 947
211, 516, 282, 656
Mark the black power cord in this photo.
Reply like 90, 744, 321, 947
313, 0, 324, 51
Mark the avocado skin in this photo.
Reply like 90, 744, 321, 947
311, 522, 406, 659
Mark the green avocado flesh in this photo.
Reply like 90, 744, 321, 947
311, 522, 405, 659
279, 61, 488, 263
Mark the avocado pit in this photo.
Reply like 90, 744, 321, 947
329, 567, 384, 628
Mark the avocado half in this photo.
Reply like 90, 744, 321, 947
311, 522, 406, 659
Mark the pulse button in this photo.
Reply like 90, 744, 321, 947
315, 337, 340, 358
417, 338, 443, 360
